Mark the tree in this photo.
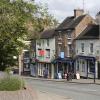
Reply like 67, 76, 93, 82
26, 3, 58, 40
0, 0, 58, 70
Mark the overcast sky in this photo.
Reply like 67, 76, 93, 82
35, 0, 100, 22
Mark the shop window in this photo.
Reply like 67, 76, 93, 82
82, 61, 85, 72
77, 61, 79, 71
88, 61, 95, 73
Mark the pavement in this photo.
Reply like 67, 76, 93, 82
0, 85, 70, 100
0, 87, 35, 100
24, 76, 100, 85
0, 72, 100, 100
0, 73, 70, 100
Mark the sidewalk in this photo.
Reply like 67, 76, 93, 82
24, 76, 100, 85
0, 85, 71, 100
0, 86, 37, 100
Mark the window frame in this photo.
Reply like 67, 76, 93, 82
45, 49, 50, 58
81, 43, 84, 52
90, 43, 93, 53
47, 39, 49, 47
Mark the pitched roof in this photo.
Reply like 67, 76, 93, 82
75, 25, 99, 40
56, 16, 74, 30
56, 15, 86, 31
40, 29, 55, 39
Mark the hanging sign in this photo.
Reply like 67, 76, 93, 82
60, 52, 64, 58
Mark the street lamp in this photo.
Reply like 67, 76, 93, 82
13, 56, 17, 60
97, 12, 100, 74
96, 12, 100, 61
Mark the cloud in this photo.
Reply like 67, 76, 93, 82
35, 0, 100, 22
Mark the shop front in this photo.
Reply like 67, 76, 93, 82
75, 55, 96, 81
53, 57, 74, 79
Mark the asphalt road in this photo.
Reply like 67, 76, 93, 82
25, 78, 100, 100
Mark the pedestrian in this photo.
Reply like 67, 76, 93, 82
43, 68, 48, 78
69, 72, 72, 81
67, 72, 69, 81
64, 71, 67, 79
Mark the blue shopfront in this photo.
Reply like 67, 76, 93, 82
53, 57, 74, 79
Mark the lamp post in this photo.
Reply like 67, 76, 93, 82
99, 14, 100, 68
96, 12, 100, 65
93, 58, 96, 83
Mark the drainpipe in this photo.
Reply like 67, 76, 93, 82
87, 60, 88, 78
93, 59, 96, 83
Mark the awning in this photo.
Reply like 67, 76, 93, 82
75, 55, 96, 62
52, 57, 74, 64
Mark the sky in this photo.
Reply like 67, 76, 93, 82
34, 0, 100, 22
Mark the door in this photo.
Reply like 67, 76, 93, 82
98, 62, 100, 79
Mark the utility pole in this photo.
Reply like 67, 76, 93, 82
19, 54, 22, 76
97, 13, 100, 71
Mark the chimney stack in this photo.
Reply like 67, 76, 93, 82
74, 9, 84, 18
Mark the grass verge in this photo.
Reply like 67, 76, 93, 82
0, 76, 25, 91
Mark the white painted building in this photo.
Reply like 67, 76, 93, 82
36, 29, 56, 78
75, 25, 100, 78
36, 38, 55, 63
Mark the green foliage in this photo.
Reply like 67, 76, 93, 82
0, 76, 25, 91
5, 67, 12, 75
0, 0, 58, 70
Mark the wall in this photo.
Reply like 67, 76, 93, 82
36, 38, 55, 62
76, 39, 99, 57
75, 39, 100, 78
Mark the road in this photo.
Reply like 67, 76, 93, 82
25, 78, 100, 100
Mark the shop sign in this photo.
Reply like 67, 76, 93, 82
60, 52, 64, 58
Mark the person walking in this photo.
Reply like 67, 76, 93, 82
43, 68, 48, 78
67, 72, 69, 81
